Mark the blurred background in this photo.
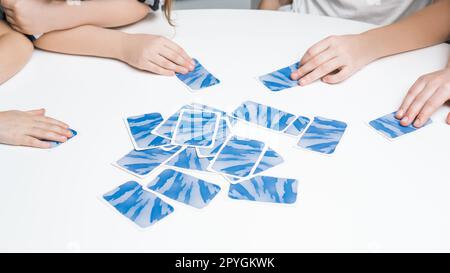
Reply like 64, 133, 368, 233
173, 0, 260, 9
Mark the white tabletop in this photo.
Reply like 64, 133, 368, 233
0, 9, 449, 252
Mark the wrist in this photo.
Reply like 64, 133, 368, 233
116, 32, 131, 62
358, 30, 382, 64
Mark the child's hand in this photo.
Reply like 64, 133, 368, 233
291, 34, 376, 86
0, 109, 72, 149
1, 0, 54, 35
396, 67, 450, 127
120, 34, 195, 76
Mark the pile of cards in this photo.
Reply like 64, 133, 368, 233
104, 102, 300, 228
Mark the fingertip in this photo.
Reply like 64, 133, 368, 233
400, 116, 409, 126
395, 109, 404, 119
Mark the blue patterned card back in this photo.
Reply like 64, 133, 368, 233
231, 101, 296, 132
152, 105, 193, 140
125, 113, 170, 150
165, 147, 211, 172
103, 181, 174, 228
209, 136, 266, 178
176, 59, 220, 91
297, 117, 347, 155
254, 147, 284, 175
115, 146, 182, 177
196, 117, 230, 158
369, 111, 432, 139
258, 62, 300, 92
284, 116, 311, 136
172, 110, 219, 147
147, 169, 221, 209
48, 128, 77, 148
228, 176, 298, 204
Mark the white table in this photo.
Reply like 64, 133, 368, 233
0, 9, 449, 252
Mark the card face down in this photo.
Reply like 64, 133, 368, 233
297, 116, 347, 155
165, 147, 211, 172
369, 111, 432, 140
231, 101, 296, 132
147, 169, 221, 209
209, 136, 266, 178
253, 147, 284, 175
228, 176, 298, 204
115, 146, 182, 177
152, 105, 193, 140
172, 110, 220, 147
258, 62, 300, 92
196, 117, 230, 158
103, 181, 174, 228
176, 58, 220, 91
125, 113, 170, 150
284, 116, 311, 136
48, 128, 77, 148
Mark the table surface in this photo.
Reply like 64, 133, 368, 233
0, 9, 449, 252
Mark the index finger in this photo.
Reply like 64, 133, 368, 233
300, 37, 332, 65
163, 39, 194, 68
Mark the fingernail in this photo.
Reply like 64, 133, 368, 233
291, 73, 298, 80
413, 119, 422, 128
182, 68, 188, 74
299, 79, 306, 86
396, 110, 403, 118
400, 116, 409, 124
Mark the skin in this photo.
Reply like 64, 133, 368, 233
0, 21, 71, 148
259, 0, 450, 126
0, 0, 150, 35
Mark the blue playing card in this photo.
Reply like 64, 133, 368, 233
209, 136, 266, 178
172, 110, 220, 147
254, 147, 284, 175
152, 105, 193, 140
369, 111, 432, 140
103, 181, 174, 228
258, 62, 300, 92
231, 101, 297, 132
147, 169, 221, 209
190, 102, 228, 117
297, 116, 347, 155
48, 128, 78, 148
284, 116, 311, 136
125, 113, 170, 150
196, 117, 230, 158
228, 176, 298, 204
165, 147, 211, 172
115, 146, 182, 177
176, 59, 220, 91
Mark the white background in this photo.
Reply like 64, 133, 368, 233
0, 10, 449, 252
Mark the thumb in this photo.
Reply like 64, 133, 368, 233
27, 108, 45, 116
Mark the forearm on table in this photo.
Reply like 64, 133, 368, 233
258, 0, 292, 10
48, 0, 149, 30
362, 0, 450, 61
34, 25, 126, 61
0, 23, 33, 84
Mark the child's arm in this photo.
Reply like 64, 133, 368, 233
396, 57, 450, 127
34, 25, 195, 75
0, 20, 33, 84
1, 0, 149, 35
291, 0, 450, 86
258, 0, 292, 10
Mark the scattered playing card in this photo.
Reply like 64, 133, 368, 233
48, 128, 78, 148
297, 116, 347, 155
258, 62, 300, 92
196, 117, 230, 158
209, 136, 266, 178
231, 101, 296, 132
114, 146, 182, 178
103, 181, 174, 228
369, 111, 432, 140
254, 147, 284, 175
284, 116, 311, 136
125, 112, 170, 150
147, 169, 221, 209
176, 58, 220, 91
228, 176, 298, 204
165, 147, 211, 172
172, 109, 220, 147
152, 105, 193, 140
